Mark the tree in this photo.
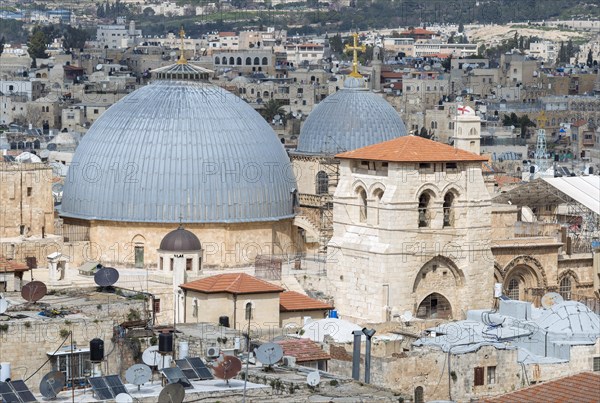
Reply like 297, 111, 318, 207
0, 36, 4, 57
142, 7, 155, 17
329, 34, 344, 55
27, 29, 49, 60
587, 49, 593, 67
458, 22, 464, 33
62, 26, 91, 50
261, 99, 285, 123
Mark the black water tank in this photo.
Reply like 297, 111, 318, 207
554, 154, 560, 162
158, 332, 173, 353
589, 167, 594, 175
90, 338, 104, 362
529, 166, 535, 173
219, 316, 230, 328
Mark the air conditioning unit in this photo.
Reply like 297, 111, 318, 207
282, 356, 296, 368
206, 347, 220, 358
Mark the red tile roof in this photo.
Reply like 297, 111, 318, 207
401, 28, 436, 35
572, 119, 588, 127
279, 291, 333, 312
275, 339, 330, 363
219, 32, 237, 37
180, 273, 284, 295
479, 372, 600, 403
336, 135, 488, 163
0, 256, 29, 272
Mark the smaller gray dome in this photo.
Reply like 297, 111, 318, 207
159, 227, 202, 252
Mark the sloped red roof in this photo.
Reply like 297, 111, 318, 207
336, 135, 488, 163
479, 372, 600, 403
279, 291, 333, 312
572, 119, 587, 127
275, 339, 330, 363
180, 273, 284, 295
219, 31, 237, 37
0, 256, 29, 272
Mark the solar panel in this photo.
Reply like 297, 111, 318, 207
161, 367, 193, 389
89, 377, 113, 401
175, 359, 198, 380
9, 381, 37, 403
187, 357, 214, 380
104, 375, 128, 396
0, 382, 20, 403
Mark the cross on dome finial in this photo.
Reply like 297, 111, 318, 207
177, 26, 187, 65
344, 32, 366, 78
178, 214, 184, 229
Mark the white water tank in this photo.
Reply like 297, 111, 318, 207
178, 341, 189, 359
0, 362, 10, 382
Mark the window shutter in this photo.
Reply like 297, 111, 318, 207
474, 367, 484, 386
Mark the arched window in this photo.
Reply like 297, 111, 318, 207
263, 91, 269, 98
507, 278, 520, 300
417, 293, 452, 319
245, 57, 251, 65
236, 57, 242, 65
222, 57, 227, 65
316, 171, 328, 195
245, 302, 253, 320
254, 57, 260, 65
418, 192, 432, 228
215, 57, 220, 64
373, 189, 384, 226
261, 57, 268, 65
229, 57, 235, 65
358, 187, 367, 223
414, 386, 424, 403
443, 192, 455, 227
559, 277, 572, 300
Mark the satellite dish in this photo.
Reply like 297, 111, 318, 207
213, 355, 242, 383
115, 393, 133, 403
423, 65, 431, 71
158, 383, 185, 403
400, 311, 413, 324
94, 267, 119, 287
456, 96, 463, 102
274, 114, 281, 121
125, 364, 152, 386
21, 281, 47, 302
307, 371, 320, 387
170, 51, 177, 57
254, 343, 283, 366
96, 64, 103, 71
142, 346, 161, 366
39, 370, 66, 399
541, 292, 564, 309
47, 143, 57, 151
0, 299, 8, 315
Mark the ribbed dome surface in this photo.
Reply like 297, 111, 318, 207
296, 87, 408, 155
61, 80, 295, 223
159, 227, 202, 252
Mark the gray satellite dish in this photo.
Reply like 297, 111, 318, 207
306, 371, 320, 387
158, 383, 185, 403
254, 343, 283, 366
400, 310, 413, 324
142, 346, 160, 366
39, 370, 66, 399
0, 299, 8, 314
115, 393, 133, 403
125, 364, 152, 386
94, 267, 119, 287
96, 64, 103, 71
541, 292, 564, 309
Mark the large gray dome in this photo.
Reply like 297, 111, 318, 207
296, 82, 408, 155
61, 80, 295, 223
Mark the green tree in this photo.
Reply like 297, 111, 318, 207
28, 29, 49, 60
329, 34, 343, 55
62, 26, 91, 50
261, 99, 285, 123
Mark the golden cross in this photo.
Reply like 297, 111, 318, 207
344, 32, 366, 78
177, 26, 187, 65
537, 110, 547, 129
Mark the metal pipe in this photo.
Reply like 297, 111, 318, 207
351, 330, 362, 381
362, 328, 376, 384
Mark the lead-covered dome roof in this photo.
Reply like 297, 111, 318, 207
159, 226, 202, 252
61, 80, 295, 223
295, 78, 408, 155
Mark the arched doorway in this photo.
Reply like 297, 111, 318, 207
132, 234, 145, 268
417, 293, 452, 319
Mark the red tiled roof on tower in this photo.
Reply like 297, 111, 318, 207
336, 135, 488, 163
0, 256, 29, 272
180, 273, 284, 295
279, 291, 334, 312
275, 339, 330, 363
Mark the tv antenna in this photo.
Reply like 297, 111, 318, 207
125, 364, 152, 391
39, 370, 66, 399
94, 267, 119, 287
307, 371, 321, 387
254, 343, 283, 368
21, 281, 47, 303
158, 383, 185, 403
213, 355, 242, 387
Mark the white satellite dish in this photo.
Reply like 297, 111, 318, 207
400, 311, 413, 324
142, 346, 161, 367
0, 299, 8, 314
541, 292, 564, 309
125, 363, 152, 386
96, 64, 103, 71
115, 393, 133, 403
423, 65, 431, 71
254, 343, 283, 366
456, 96, 463, 102
170, 51, 177, 57
521, 206, 535, 223
306, 371, 320, 387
